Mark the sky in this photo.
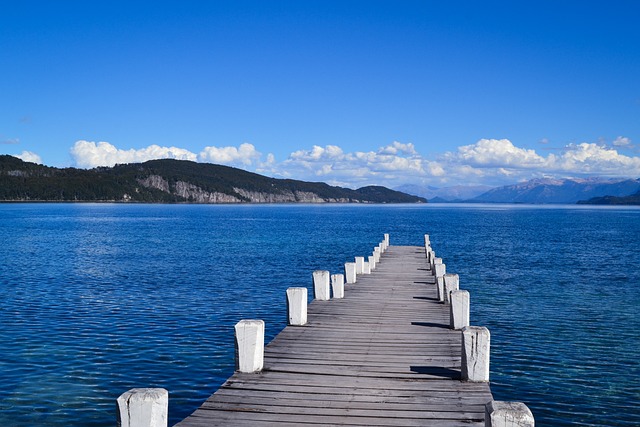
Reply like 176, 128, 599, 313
2, 0, 639, 188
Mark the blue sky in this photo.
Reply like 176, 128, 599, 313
2, 1, 639, 188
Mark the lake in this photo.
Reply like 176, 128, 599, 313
0, 203, 638, 426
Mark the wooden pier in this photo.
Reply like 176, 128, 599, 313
175, 245, 492, 426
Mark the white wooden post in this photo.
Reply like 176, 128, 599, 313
432, 256, 442, 272
363, 261, 371, 274
384, 233, 389, 247
424, 234, 430, 246
331, 274, 344, 299
355, 257, 365, 274
436, 276, 445, 302
313, 270, 330, 301
485, 401, 534, 427
235, 319, 265, 373
286, 287, 307, 325
374, 247, 381, 263
450, 290, 470, 330
344, 262, 357, 284
434, 263, 446, 278
117, 388, 168, 427
443, 273, 459, 304
461, 326, 490, 382
368, 255, 376, 270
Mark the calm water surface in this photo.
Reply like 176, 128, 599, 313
0, 204, 638, 426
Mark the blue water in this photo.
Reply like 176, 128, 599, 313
0, 204, 638, 426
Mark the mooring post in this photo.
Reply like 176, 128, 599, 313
116, 388, 168, 427
368, 255, 376, 270
344, 262, 357, 284
235, 319, 265, 373
461, 326, 490, 382
443, 273, 459, 304
374, 247, 381, 262
434, 262, 446, 278
355, 257, 365, 274
436, 276, 445, 302
363, 261, 371, 274
286, 287, 308, 325
432, 256, 443, 272
450, 290, 470, 330
331, 274, 345, 299
384, 233, 389, 246
485, 401, 535, 427
313, 270, 331, 301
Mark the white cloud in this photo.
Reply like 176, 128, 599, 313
378, 141, 418, 155
65, 137, 640, 188
549, 143, 640, 175
274, 141, 444, 187
198, 143, 261, 166
612, 136, 632, 147
16, 151, 42, 164
71, 140, 197, 168
440, 138, 640, 184
451, 139, 546, 168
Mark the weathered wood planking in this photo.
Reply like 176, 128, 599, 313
175, 246, 493, 426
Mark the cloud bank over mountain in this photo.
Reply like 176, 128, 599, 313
66, 137, 639, 188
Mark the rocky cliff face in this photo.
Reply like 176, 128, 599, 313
174, 181, 242, 203
137, 174, 356, 203
138, 175, 170, 193
233, 188, 351, 203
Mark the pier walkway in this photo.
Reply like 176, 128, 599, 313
175, 245, 493, 426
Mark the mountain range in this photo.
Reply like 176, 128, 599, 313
469, 178, 640, 204
396, 177, 640, 204
0, 155, 425, 204
393, 184, 494, 202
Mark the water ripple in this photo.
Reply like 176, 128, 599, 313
0, 204, 638, 426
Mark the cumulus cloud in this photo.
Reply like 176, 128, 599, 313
378, 141, 418, 155
16, 151, 42, 164
71, 140, 198, 168
272, 141, 444, 187
550, 143, 640, 175
198, 143, 261, 166
440, 138, 640, 184
450, 139, 546, 168
71, 140, 266, 170
612, 136, 632, 147
65, 137, 640, 188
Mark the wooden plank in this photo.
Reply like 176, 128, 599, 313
175, 245, 492, 426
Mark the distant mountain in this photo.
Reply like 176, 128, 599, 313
578, 189, 640, 205
0, 156, 425, 203
394, 184, 494, 202
470, 177, 640, 204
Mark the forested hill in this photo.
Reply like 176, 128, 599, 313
0, 156, 426, 203
577, 190, 640, 205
